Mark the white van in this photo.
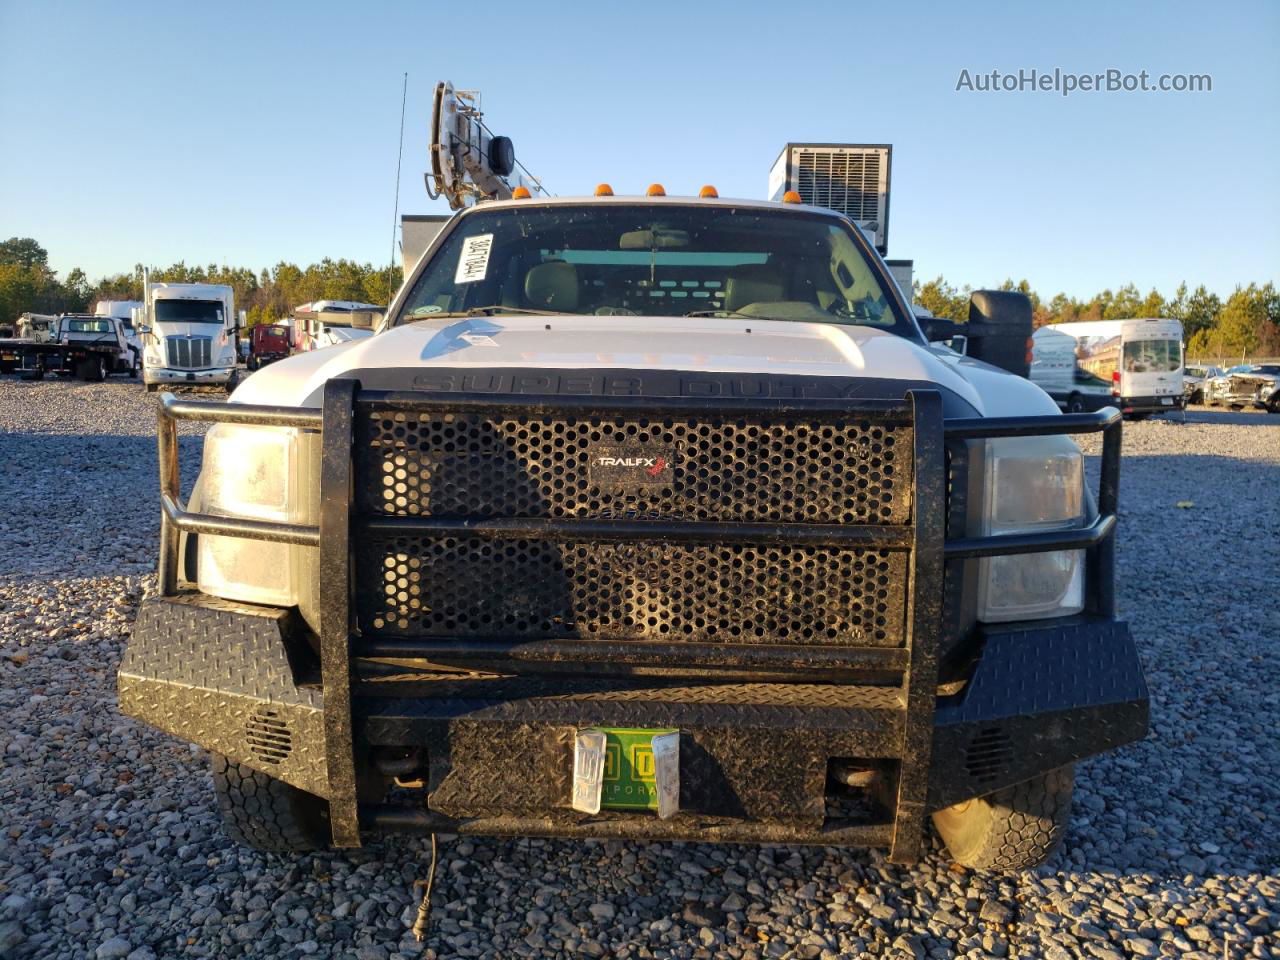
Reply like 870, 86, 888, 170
1031, 318, 1183, 418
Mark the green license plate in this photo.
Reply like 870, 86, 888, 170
599, 727, 678, 811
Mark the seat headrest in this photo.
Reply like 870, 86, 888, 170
723, 265, 785, 312
524, 261, 579, 311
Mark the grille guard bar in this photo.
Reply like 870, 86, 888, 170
153, 387, 1122, 856
156, 392, 1121, 598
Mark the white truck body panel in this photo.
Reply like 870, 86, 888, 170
94, 300, 143, 319
231, 313, 1058, 418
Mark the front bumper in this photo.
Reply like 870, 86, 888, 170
127, 387, 1137, 861
1218, 392, 1278, 410
144, 366, 235, 386
119, 593, 1148, 849
1120, 394, 1183, 414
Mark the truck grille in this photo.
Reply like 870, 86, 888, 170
164, 336, 212, 369
353, 405, 913, 647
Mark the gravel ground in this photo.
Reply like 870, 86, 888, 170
0, 378, 1277, 960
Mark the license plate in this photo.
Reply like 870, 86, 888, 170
574, 727, 679, 814
1161, 397, 1173, 405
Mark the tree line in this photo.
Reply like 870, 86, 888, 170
914, 276, 1280, 361
4, 235, 1276, 360
0, 237, 402, 330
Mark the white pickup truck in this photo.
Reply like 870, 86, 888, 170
120, 192, 1148, 872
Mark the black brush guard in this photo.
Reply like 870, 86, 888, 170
130, 381, 1141, 863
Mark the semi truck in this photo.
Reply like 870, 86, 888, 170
118, 90, 1147, 874
139, 281, 242, 391
247, 323, 293, 370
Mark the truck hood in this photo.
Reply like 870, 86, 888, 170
231, 315, 1057, 418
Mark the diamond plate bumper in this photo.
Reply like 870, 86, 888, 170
130, 387, 1142, 860
119, 593, 1147, 848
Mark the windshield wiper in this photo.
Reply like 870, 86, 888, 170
684, 309, 765, 321
407, 305, 577, 322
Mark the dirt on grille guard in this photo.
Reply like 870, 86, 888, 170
119, 380, 1147, 864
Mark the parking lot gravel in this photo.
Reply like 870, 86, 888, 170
0, 377, 1277, 960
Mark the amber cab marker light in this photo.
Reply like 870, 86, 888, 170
511, 186, 532, 199
782, 190, 803, 204
595, 183, 614, 197
646, 183, 666, 197
699, 185, 719, 198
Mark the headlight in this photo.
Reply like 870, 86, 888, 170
978, 436, 1085, 623
196, 424, 311, 607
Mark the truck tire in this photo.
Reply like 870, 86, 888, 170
211, 754, 330, 853
1066, 393, 1086, 413
77, 356, 107, 381
931, 764, 1074, 871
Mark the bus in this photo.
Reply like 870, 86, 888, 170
1031, 318, 1184, 418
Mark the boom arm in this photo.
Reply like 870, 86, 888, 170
427, 82, 542, 210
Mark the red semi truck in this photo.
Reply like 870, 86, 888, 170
247, 324, 292, 370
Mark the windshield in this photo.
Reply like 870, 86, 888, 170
1251, 364, 1280, 375
64, 318, 113, 334
1122, 339, 1181, 373
155, 299, 224, 324
397, 204, 913, 336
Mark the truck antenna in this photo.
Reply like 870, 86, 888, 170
390, 71, 409, 306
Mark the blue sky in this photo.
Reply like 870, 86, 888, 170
2, 0, 1276, 300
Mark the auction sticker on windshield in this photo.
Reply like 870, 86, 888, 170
455, 234, 494, 284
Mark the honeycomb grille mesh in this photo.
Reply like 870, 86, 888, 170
353, 405, 913, 648
355, 411, 911, 523
357, 536, 907, 645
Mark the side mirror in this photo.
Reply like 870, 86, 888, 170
966, 290, 1033, 378
923, 317, 963, 343
138, 325, 151, 335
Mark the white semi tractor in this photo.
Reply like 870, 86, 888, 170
139, 281, 242, 391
